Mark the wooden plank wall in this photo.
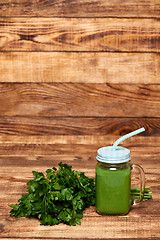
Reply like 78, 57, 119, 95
0, 0, 160, 142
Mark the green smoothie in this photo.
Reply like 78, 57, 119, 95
96, 163, 131, 215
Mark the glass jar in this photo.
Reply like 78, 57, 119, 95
95, 146, 145, 215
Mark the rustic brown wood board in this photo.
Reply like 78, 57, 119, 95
0, 0, 160, 239
0, 0, 160, 17
0, 18, 160, 52
0, 52, 159, 83
0, 137, 160, 239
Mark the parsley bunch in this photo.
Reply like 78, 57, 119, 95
9, 162, 95, 226
9, 162, 152, 226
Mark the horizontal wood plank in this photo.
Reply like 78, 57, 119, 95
0, 117, 159, 136
0, 239, 159, 240
0, 150, 160, 175
0, 52, 159, 83
0, 136, 160, 155
0, 237, 156, 240
0, 18, 160, 52
0, 237, 159, 240
0, 214, 159, 239
0, 0, 159, 17
1, 135, 160, 146
0, 143, 159, 156
0, 83, 160, 117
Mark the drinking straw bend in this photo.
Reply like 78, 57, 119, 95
113, 127, 145, 150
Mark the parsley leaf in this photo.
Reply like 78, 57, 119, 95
9, 162, 95, 226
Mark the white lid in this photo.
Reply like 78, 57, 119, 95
97, 146, 130, 164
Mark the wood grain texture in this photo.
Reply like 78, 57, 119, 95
0, 152, 160, 168
0, 143, 160, 156
0, 136, 160, 155
0, 83, 160, 117
1, 135, 160, 146
0, 117, 159, 136
0, 214, 159, 239
0, 18, 160, 52
0, 136, 159, 238
0, 143, 159, 239
0, 52, 159, 83
0, 238, 158, 240
0, 0, 159, 17
0, 0, 159, 239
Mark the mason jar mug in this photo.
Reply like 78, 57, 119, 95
96, 146, 145, 215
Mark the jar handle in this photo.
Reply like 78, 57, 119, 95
131, 164, 145, 205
